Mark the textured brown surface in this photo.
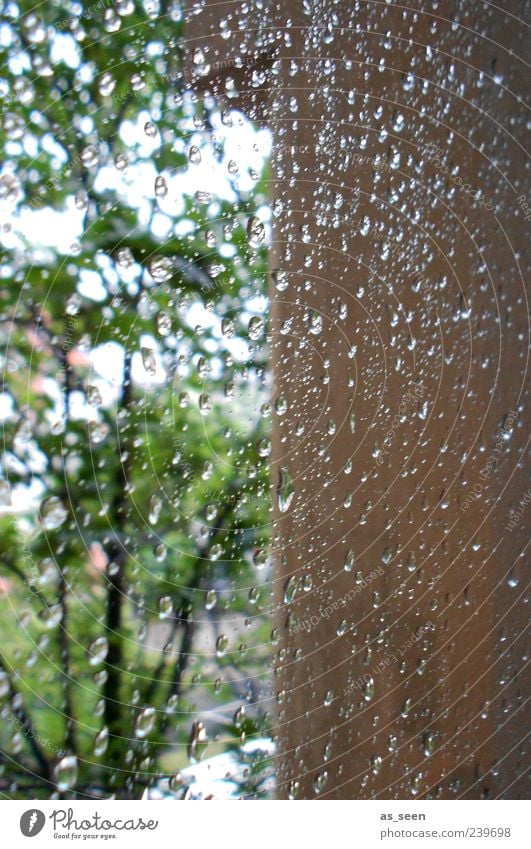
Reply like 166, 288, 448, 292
185, 0, 529, 799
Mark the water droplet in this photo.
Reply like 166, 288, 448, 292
40, 604, 62, 629
248, 315, 264, 340
158, 596, 173, 620
381, 547, 393, 565
401, 697, 412, 717
114, 153, 128, 171
371, 754, 383, 774
257, 438, 271, 457
81, 144, 99, 167
216, 634, 229, 656
54, 756, 78, 792
199, 393, 212, 415
362, 677, 375, 702
307, 310, 323, 335
209, 543, 223, 561
410, 773, 423, 795
88, 636, 108, 666
148, 255, 172, 282
336, 619, 348, 637
148, 493, 162, 524
247, 215, 265, 248
277, 466, 295, 512
422, 731, 437, 757
98, 71, 115, 96
154, 175, 168, 198
86, 384, 103, 407
205, 503, 218, 521
221, 317, 235, 337
205, 589, 217, 610
40, 497, 68, 531
283, 576, 299, 604
253, 548, 269, 570
169, 772, 186, 793
156, 311, 172, 336
141, 346, 157, 375
313, 771, 328, 794
272, 269, 288, 291
0, 671, 10, 698
387, 734, 398, 752
187, 720, 208, 762
135, 707, 156, 739
93, 727, 109, 756
344, 548, 355, 572
192, 48, 210, 77
188, 145, 201, 164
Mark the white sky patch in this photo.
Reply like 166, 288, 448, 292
219, 242, 237, 258
91, 341, 125, 388
4, 108, 271, 254
78, 268, 107, 301
0, 23, 14, 47
8, 50, 30, 75
225, 336, 249, 362
174, 218, 195, 237
133, 335, 167, 385
0, 393, 15, 421
121, 111, 161, 158
152, 211, 174, 238
1, 86, 270, 424
42, 132, 68, 162
16, 206, 84, 252
69, 388, 99, 422
247, 294, 269, 314
50, 33, 82, 69
186, 301, 218, 334
173, 145, 237, 205
0, 478, 45, 515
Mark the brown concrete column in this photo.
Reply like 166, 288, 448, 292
185, 0, 529, 799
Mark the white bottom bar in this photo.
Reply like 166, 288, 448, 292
2, 799, 526, 848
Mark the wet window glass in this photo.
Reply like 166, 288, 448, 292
0, 0, 528, 806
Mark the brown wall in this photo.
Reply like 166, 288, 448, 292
185, 0, 529, 799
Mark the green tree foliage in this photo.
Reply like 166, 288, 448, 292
0, 0, 272, 798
